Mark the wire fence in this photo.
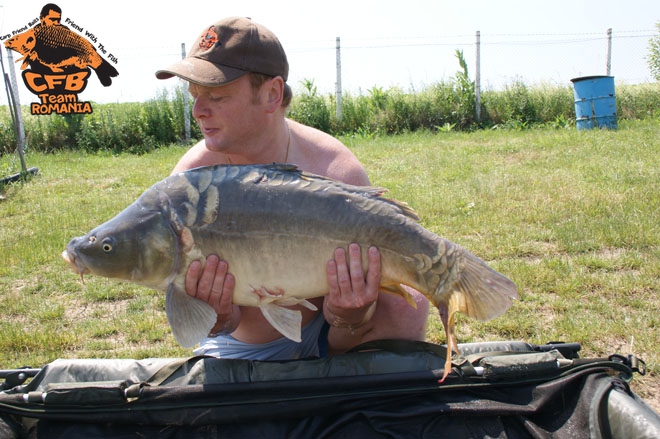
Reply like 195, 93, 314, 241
284, 28, 656, 97
1, 28, 657, 105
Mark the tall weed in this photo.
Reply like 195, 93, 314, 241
287, 79, 332, 133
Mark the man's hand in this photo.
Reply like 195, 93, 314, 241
186, 254, 241, 335
324, 243, 381, 329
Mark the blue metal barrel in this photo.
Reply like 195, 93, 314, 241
570, 76, 617, 130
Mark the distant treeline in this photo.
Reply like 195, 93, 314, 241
1, 79, 658, 155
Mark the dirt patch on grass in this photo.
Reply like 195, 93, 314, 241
63, 297, 129, 322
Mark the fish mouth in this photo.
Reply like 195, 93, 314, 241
61, 249, 89, 282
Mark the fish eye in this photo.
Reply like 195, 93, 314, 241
101, 237, 114, 253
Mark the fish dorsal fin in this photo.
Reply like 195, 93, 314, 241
295, 169, 420, 222
245, 163, 420, 222
264, 162, 300, 173
377, 197, 420, 221
166, 283, 218, 348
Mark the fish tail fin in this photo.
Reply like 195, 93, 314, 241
94, 58, 119, 87
166, 284, 218, 348
260, 304, 303, 342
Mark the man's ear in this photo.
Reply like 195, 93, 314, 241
264, 76, 285, 113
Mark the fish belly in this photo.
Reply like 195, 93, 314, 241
192, 228, 428, 309
196, 234, 350, 306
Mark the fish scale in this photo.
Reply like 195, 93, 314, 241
62, 163, 518, 381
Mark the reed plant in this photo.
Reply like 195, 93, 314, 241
2, 79, 659, 157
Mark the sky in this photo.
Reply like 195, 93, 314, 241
1, 0, 659, 106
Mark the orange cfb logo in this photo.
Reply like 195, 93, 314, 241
2, 3, 118, 115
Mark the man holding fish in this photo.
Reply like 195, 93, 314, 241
155, 16, 430, 360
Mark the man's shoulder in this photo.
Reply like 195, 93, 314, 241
324, 155, 370, 186
291, 123, 369, 186
171, 140, 226, 175
292, 121, 343, 149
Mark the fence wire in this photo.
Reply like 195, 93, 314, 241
283, 29, 655, 95
1, 29, 657, 105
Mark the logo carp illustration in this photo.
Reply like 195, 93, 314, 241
3, 3, 119, 115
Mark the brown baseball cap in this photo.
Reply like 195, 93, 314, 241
156, 17, 288, 86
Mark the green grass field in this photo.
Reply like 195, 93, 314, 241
1, 119, 659, 409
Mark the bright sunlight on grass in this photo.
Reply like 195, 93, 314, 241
1, 119, 659, 409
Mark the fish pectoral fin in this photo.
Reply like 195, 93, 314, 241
297, 299, 318, 311
259, 303, 303, 343
270, 296, 318, 311
166, 284, 218, 348
251, 286, 318, 311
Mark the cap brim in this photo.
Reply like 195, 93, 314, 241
155, 57, 247, 86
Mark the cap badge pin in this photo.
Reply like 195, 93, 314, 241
199, 26, 218, 50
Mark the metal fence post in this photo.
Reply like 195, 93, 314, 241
475, 31, 481, 123
336, 37, 342, 122
2, 48, 27, 173
606, 28, 612, 76
181, 43, 191, 144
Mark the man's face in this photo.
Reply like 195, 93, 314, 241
189, 75, 265, 153
41, 10, 62, 26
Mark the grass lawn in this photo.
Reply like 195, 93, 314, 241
1, 119, 659, 410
